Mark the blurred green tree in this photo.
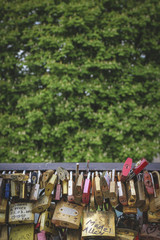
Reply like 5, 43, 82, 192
0, 0, 160, 163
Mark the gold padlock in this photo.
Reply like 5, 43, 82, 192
147, 209, 160, 222
126, 179, 136, 206
9, 202, 34, 224
52, 200, 83, 229
116, 228, 137, 240
0, 199, 7, 213
123, 206, 137, 214
139, 196, 149, 212
19, 170, 27, 199
94, 171, 103, 206
40, 210, 58, 235
45, 172, 57, 196
0, 226, 8, 240
82, 203, 115, 238
9, 224, 34, 240
74, 172, 83, 204
32, 195, 51, 213
67, 228, 81, 240
62, 179, 68, 196
149, 171, 160, 212
41, 170, 54, 188
135, 173, 145, 208
0, 212, 6, 225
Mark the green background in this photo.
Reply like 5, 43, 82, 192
0, 0, 160, 163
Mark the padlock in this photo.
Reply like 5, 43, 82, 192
90, 172, 96, 210
41, 170, 54, 188
100, 171, 110, 199
74, 172, 83, 204
67, 228, 81, 240
9, 202, 34, 224
11, 171, 19, 197
135, 173, 145, 208
62, 179, 68, 196
68, 171, 75, 202
52, 200, 83, 229
82, 172, 91, 204
0, 226, 8, 240
30, 170, 41, 201
109, 169, 117, 198
37, 231, 47, 240
128, 158, 149, 181
94, 171, 103, 206
126, 179, 136, 206
143, 170, 154, 195
26, 171, 32, 196
117, 172, 127, 206
45, 172, 57, 196
40, 210, 58, 235
10, 172, 29, 182
121, 157, 133, 182
140, 223, 160, 239
147, 210, 160, 222
0, 171, 5, 198
31, 171, 38, 185
82, 203, 115, 238
55, 177, 61, 201
75, 163, 79, 184
9, 224, 34, 240
5, 171, 11, 199
139, 195, 149, 212
19, 170, 27, 199
32, 195, 52, 213
109, 169, 118, 207
116, 214, 139, 239
57, 167, 69, 182
0, 212, 6, 225
123, 206, 137, 214
149, 171, 160, 212
0, 199, 7, 213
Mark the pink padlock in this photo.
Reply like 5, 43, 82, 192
37, 231, 47, 240
82, 172, 91, 204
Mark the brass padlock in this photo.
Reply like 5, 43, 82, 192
135, 173, 145, 208
9, 224, 34, 240
67, 228, 81, 240
94, 171, 103, 206
74, 172, 83, 204
126, 179, 136, 206
139, 196, 149, 212
62, 179, 68, 196
45, 172, 57, 196
123, 206, 137, 214
149, 171, 160, 212
11, 171, 19, 198
90, 172, 97, 211
0, 226, 8, 240
100, 171, 110, 199
147, 209, 160, 222
116, 228, 137, 240
41, 170, 54, 188
40, 210, 58, 235
0, 212, 6, 225
9, 202, 34, 224
30, 170, 41, 201
0, 199, 7, 213
52, 200, 83, 229
32, 195, 52, 213
109, 170, 118, 207
26, 172, 32, 197
82, 203, 115, 238
19, 170, 27, 199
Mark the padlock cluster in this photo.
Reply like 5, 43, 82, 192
0, 158, 160, 240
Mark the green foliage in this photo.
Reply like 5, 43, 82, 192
0, 0, 160, 163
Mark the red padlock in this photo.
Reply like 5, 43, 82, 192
128, 158, 149, 180
121, 158, 132, 182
